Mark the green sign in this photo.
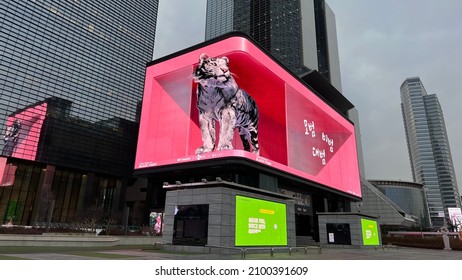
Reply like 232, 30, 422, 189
6, 200, 18, 221
361, 218, 380, 246
235, 195, 287, 246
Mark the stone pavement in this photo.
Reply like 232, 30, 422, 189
2, 246, 462, 260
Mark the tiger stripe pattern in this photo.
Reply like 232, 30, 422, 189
193, 53, 259, 155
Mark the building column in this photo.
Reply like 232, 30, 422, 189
31, 165, 55, 225
77, 172, 95, 211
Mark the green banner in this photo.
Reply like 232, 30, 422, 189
6, 200, 18, 221
235, 195, 287, 246
361, 218, 380, 246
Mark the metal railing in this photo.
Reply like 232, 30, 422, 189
205, 244, 322, 258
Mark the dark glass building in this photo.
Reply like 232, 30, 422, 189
0, 1, 158, 225
205, 0, 342, 91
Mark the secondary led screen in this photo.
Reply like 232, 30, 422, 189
448, 208, 462, 229
135, 35, 361, 198
2, 103, 47, 161
361, 218, 380, 246
235, 195, 287, 246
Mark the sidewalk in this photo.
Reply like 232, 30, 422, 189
1, 246, 462, 260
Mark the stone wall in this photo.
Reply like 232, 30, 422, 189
162, 186, 295, 253
318, 212, 381, 248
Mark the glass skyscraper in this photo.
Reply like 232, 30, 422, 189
400, 77, 461, 227
0, 1, 158, 225
205, 0, 342, 91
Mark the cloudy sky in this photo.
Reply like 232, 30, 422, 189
153, 0, 462, 193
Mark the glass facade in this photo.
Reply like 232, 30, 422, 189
207, 0, 305, 74
0, 0, 158, 225
400, 77, 461, 227
204, 0, 341, 91
205, 0, 234, 39
0, 161, 127, 225
370, 180, 431, 228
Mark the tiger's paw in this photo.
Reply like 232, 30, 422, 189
217, 144, 233, 151
195, 146, 213, 155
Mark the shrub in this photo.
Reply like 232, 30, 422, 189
0, 226, 44, 235
383, 235, 462, 250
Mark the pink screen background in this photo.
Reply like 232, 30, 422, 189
4, 103, 47, 161
135, 36, 361, 198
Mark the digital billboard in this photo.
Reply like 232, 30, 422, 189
448, 208, 462, 230
2, 102, 47, 161
135, 34, 361, 198
0, 157, 17, 187
235, 195, 287, 246
149, 211, 164, 235
361, 218, 380, 246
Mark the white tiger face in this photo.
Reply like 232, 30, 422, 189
193, 53, 231, 84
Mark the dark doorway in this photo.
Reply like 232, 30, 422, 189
326, 223, 351, 245
172, 204, 209, 246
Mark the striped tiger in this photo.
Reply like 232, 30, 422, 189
193, 53, 259, 155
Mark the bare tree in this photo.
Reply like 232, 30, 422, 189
102, 212, 122, 235
75, 204, 103, 233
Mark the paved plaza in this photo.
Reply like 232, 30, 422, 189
1, 246, 462, 260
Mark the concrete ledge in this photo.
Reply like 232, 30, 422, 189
118, 236, 162, 246
0, 234, 162, 247
320, 244, 361, 249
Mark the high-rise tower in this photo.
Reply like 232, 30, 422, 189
0, 1, 158, 225
400, 77, 461, 227
205, 0, 342, 91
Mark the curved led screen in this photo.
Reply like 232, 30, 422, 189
135, 34, 361, 198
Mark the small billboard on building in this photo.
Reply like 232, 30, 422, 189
1, 102, 47, 160
235, 195, 287, 246
448, 208, 462, 230
361, 218, 380, 246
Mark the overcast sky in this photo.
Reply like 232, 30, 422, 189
153, 0, 462, 193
